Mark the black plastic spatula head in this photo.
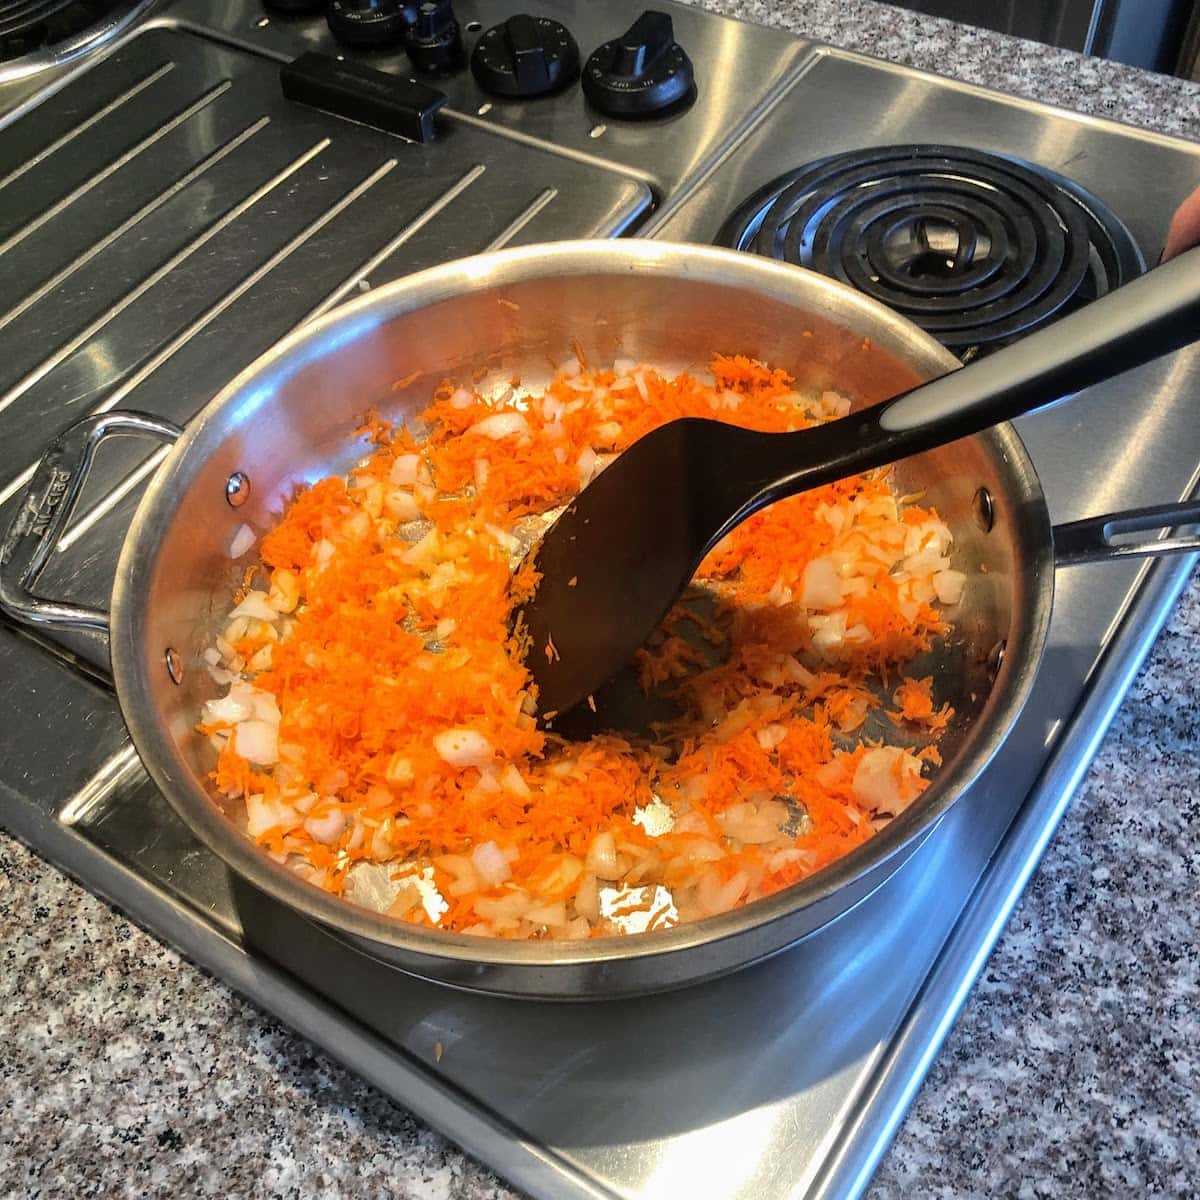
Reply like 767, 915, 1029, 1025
515, 418, 741, 718
513, 248, 1200, 720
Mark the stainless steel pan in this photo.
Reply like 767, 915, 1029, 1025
3, 241, 1197, 999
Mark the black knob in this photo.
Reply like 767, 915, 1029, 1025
582, 10, 694, 118
471, 14, 580, 98
403, 0, 465, 72
327, 0, 415, 48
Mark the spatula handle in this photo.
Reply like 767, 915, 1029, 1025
748, 246, 1200, 513
877, 245, 1200, 445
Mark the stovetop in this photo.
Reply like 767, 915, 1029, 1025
1, 3, 1198, 1199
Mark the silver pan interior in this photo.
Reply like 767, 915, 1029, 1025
111, 241, 1053, 999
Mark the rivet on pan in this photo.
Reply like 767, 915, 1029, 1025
254, 15, 269, 27
973, 486, 995, 533
477, 101, 492, 115
466, 19, 482, 31
165, 648, 183, 685
226, 472, 251, 508
987, 640, 1006, 679
589, 124, 607, 139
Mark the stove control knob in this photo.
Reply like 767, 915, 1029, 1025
326, 0, 414, 48
471, 14, 580, 98
403, 0, 465, 73
582, 10, 694, 118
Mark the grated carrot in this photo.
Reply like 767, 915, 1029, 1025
201, 354, 958, 939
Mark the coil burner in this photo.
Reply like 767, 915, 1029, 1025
718, 144, 1145, 359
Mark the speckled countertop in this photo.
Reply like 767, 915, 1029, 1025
3, 2, 1199, 1198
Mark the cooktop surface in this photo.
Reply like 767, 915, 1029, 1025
1, 3, 1197, 1199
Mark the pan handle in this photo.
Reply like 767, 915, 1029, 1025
1053, 499, 1200, 566
0, 411, 182, 639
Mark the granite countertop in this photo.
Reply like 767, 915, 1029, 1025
3, 2, 1199, 1197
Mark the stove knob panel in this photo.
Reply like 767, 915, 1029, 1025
403, 0, 465, 73
327, 0, 415, 49
582, 10, 694, 118
471, 14, 580, 98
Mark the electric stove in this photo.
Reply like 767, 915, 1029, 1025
1, 2, 1198, 1198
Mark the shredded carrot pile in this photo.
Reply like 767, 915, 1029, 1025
199, 354, 965, 940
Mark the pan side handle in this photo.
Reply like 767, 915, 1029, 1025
0, 412, 182, 641
1053, 499, 1200, 566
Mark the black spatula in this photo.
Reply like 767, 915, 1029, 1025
515, 248, 1200, 719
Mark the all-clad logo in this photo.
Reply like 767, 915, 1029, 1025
0, 466, 70, 566
1, 463, 72, 564
24, 465, 72, 538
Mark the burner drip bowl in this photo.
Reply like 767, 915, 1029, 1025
718, 145, 1145, 356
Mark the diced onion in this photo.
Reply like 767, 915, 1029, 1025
525, 900, 567, 928
904, 519, 953, 558
933, 568, 967, 606
304, 808, 346, 845
577, 446, 598, 488
235, 719, 278, 766
390, 454, 419, 485
230, 591, 277, 623
474, 890, 532, 923
903, 549, 951, 578
782, 656, 816, 687
585, 831, 620, 879
202, 691, 252, 726
471, 840, 512, 886
810, 611, 848, 652
500, 764, 531, 797
385, 489, 421, 522
484, 523, 519, 554
245, 793, 296, 838
267, 570, 299, 614
821, 390, 852, 418
717, 800, 787, 844
470, 412, 528, 440
696, 870, 749, 917
755, 723, 788, 751
575, 874, 600, 922
800, 557, 843, 609
475, 765, 502, 794
852, 746, 922, 815
245, 686, 281, 725
434, 728, 494, 768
